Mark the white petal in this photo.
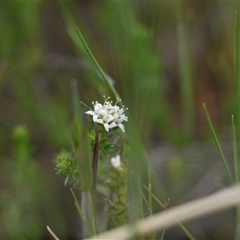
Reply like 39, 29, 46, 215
85, 110, 95, 116
118, 123, 125, 132
99, 109, 108, 117
116, 114, 125, 123
106, 115, 114, 123
95, 119, 103, 124
109, 122, 117, 128
94, 103, 103, 113
93, 115, 100, 122
104, 123, 110, 132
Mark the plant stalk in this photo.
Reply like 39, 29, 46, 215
92, 126, 99, 194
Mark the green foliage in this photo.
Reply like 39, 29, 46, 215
2, 1, 240, 239
101, 2, 163, 143
90, 130, 120, 156
55, 154, 79, 186
1, 126, 66, 238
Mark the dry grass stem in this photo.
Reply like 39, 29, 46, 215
85, 184, 240, 239
47, 226, 60, 240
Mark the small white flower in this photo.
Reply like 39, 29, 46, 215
85, 96, 128, 132
111, 155, 121, 168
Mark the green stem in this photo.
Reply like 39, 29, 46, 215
147, 166, 153, 216
234, 11, 240, 130
232, 115, 240, 240
76, 28, 119, 100
81, 191, 96, 236
70, 188, 92, 236
92, 126, 99, 194
203, 103, 234, 183
143, 185, 196, 240
232, 115, 239, 182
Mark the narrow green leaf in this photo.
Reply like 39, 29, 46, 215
70, 188, 92, 236
232, 115, 240, 240
177, 222, 196, 240
203, 103, 234, 183
234, 10, 240, 131
159, 229, 166, 240
176, 0, 194, 140
232, 115, 239, 182
71, 80, 92, 191
71, 82, 82, 151
148, 166, 153, 216
75, 28, 119, 100
143, 184, 166, 209
143, 185, 196, 240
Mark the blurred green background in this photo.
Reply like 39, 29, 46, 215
0, 1, 239, 239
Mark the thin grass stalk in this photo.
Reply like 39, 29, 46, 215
82, 191, 96, 236
232, 115, 239, 182
70, 188, 92, 236
47, 226, 60, 240
203, 103, 234, 183
92, 127, 99, 194
177, 222, 196, 240
143, 185, 195, 240
176, 1, 194, 139
233, 21, 240, 238
234, 11, 240, 131
143, 184, 166, 209
159, 229, 166, 240
76, 28, 119, 100
232, 115, 240, 240
148, 166, 153, 216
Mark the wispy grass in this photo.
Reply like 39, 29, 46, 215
101, 2, 163, 144
203, 103, 234, 183
234, 10, 240, 132
176, 1, 194, 142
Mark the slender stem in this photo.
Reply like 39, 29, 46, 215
76, 28, 119, 100
120, 133, 124, 158
89, 126, 99, 234
232, 115, 240, 240
203, 103, 234, 183
234, 11, 240, 130
143, 184, 166, 209
92, 126, 99, 193
147, 167, 153, 216
46, 226, 60, 240
232, 115, 239, 182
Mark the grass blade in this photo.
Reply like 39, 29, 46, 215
232, 115, 240, 240
234, 11, 240, 131
70, 188, 92, 236
176, 1, 194, 141
75, 28, 119, 100
143, 185, 196, 240
232, 115, 239, 182
203, 103, 234, 183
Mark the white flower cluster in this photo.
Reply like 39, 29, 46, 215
85, 96, 128, 132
